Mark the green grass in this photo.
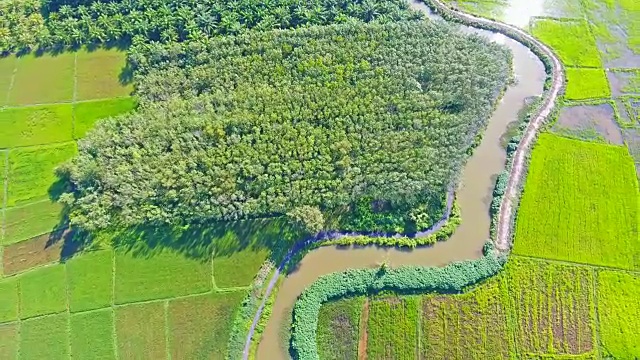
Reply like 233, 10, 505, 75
8, 53, 75, 106
67, 250, 113, 312
167, 291, 246, 360
509, 257, 596, 356
2, 200, 63, 245
213, 248, 269, 288
114, 250, 211, 303
70, 309, 116, 360
565, 68, 611, 100
597, 270, 640, 358
18, 264, 67, 318
421, 275, 512, 359
0, 278, 18, 323
367, 296, 419, 360
115, 302, 166, 360
6, 142, 77, 207
0, 323, 18, 360
20, 314, 69, 360
514, 133, 639, 270
74, 97, 137, 138
76, 49, 132, 101
530, 19, 602, 67
316, 296, 364, 360
0, 104, 73, 148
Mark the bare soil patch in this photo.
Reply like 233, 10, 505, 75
2, 234, 62, 276
553, 104, 624, 144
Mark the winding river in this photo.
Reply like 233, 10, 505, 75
253, 1, 552, 358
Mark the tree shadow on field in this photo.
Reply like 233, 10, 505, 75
104, 216, 300, 263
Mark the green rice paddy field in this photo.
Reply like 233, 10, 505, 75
319, 258, 639, 359
318, 133, 639, 359
0, 245, 270, 359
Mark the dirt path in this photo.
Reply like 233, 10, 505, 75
242, 1, 564, 358
357, 299, 370, 360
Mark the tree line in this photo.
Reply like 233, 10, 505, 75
0, 0, 419, 54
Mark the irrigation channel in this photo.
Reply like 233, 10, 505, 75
249, 0, 564, 358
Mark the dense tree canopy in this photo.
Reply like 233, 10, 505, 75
59, 21, 511, 233
0, 0, 420, 53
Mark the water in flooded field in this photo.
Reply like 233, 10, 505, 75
255, 4, 546, 358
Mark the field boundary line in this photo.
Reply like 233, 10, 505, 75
71, 53, 78, 142
4, 57, 17, 107
0, 96, 133, 111
511, 254, 640, 274
111, 250, 120, 360
164, 300, 171, 360
64, 263, 72, 359
1, 151, 8, 243
591, 270, 603, 360
0, 139, 77, 152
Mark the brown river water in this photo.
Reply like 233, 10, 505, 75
256, 4, 546, 358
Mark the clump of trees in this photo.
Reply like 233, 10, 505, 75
59, 21, 510, 233
0, 0, 420, 54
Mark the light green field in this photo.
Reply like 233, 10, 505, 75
0, 278, 18, 323
20, 314, 69, 360
367, 296, 420, 360
18, 264, 67, 318
213, 248, 269, 288
76, 49, 132, 100
167, 292, 246, 359
514, 133, 639, 270
114, 250, 211, 303
8, 53, 75, 106
0, 104, 73, 149
6, 142, 77, 207
115, 302, 166, 360
422, 274, 512, 359
67, 250, 113, 312
74, 97, 137, 138
597, 270, 640, 358
566, 68, 611, 100
70, 309, 117, 360
530, 18, 602, 67
2, 200, 63, 245
509, 258, 596, 356
316, 296, 364, 360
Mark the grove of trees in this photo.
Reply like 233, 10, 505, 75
58, 21, 511, 234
